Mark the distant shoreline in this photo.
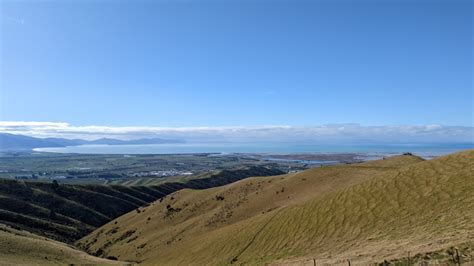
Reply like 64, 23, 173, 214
32, 142, 474, 157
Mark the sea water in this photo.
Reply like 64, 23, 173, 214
33, 142, 474, 156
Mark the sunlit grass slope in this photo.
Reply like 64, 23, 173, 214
0, 224, 123, 265
77, 150, 473, 265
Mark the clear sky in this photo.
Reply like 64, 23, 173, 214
1, 0, 472, 128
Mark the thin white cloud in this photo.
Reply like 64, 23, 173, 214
3, 15, 26, 25
0, 121, 472, 143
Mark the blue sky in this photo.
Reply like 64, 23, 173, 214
1, 0, 472, 128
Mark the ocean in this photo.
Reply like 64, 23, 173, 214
33, 142, 474, 157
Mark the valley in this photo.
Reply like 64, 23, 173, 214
0, 149, 472, 265
0, 151, 363, 185
0, 165, 283, 243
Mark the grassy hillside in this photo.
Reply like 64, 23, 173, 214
0, 179, 163, 243
0, 165, 282, 243
77, 150, 474, 265
0, 224, 124, 265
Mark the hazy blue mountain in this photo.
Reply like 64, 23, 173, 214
43, 138, 88, 146
0, 133, 184, 151
87, 138, 184, 145
0, 133, 64, 151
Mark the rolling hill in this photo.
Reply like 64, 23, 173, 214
0, 223, 123, 265
77, 150, 474, 265
0, 166, 283, 243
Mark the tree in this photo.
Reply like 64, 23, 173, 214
51, 180, 59, 190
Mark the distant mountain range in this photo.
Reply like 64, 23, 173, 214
0, 133, 184, 151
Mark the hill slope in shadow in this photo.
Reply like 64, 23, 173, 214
0, 165, 282, 243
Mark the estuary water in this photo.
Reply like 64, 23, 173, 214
33, 142, 474, 156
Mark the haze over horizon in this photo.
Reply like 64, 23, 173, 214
0, 121, 472, 144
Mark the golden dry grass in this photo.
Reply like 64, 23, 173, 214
0, 224, 124, 265
77, 150, 473, 265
